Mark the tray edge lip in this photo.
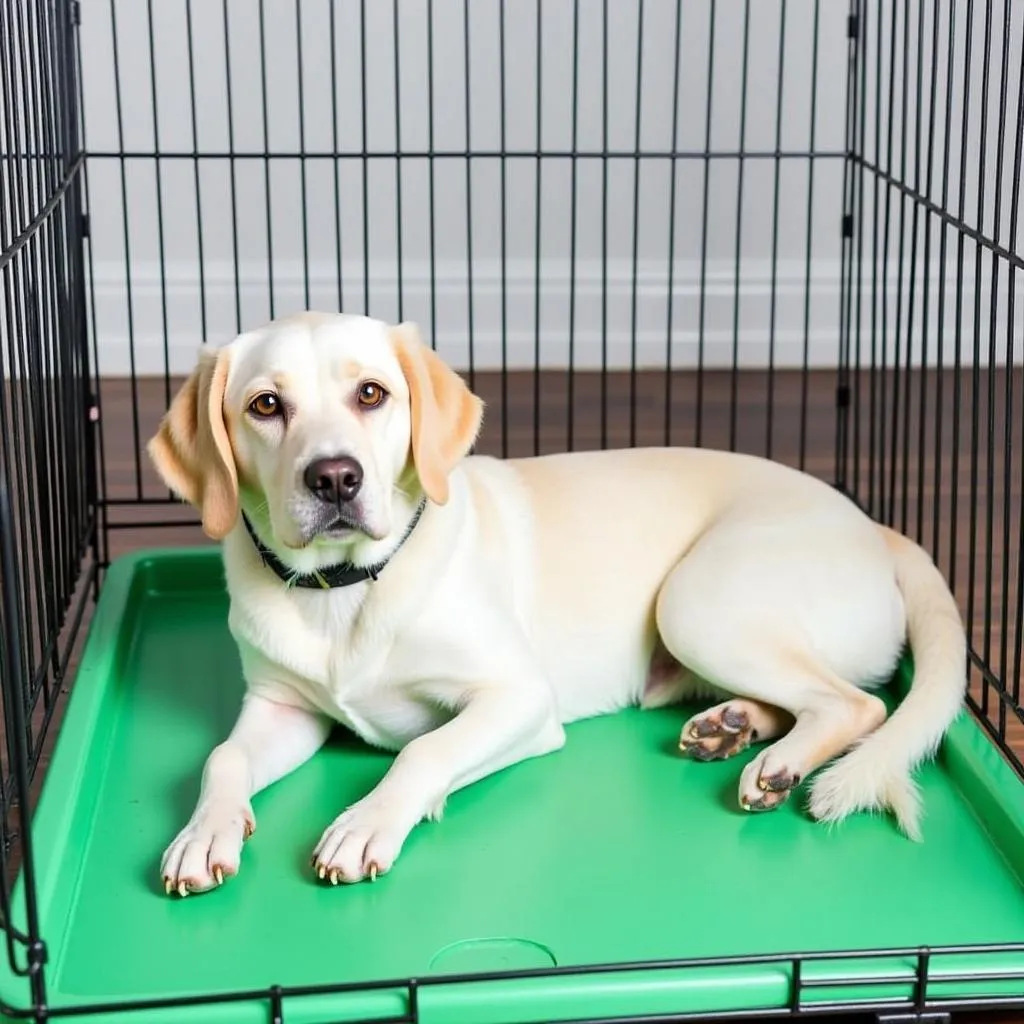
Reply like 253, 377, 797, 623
0, 548, 224, 1013
940, 692, 1024, 888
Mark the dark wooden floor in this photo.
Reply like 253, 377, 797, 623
24, 368, 1024, 1024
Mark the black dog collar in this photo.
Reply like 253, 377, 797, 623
241, 499, 428, 589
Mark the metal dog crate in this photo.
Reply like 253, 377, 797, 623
1, 1, 1023, 1021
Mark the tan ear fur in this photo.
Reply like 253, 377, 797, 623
146, 346, 239, 540
390, 322, 484, 505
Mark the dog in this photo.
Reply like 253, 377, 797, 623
147, 311, 967, 896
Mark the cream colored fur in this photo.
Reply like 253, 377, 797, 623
147, 311, 967, 895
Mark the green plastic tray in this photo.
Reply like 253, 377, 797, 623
3, 548, 1024, 1023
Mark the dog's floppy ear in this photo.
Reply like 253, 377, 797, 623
147, 345, 239, 540
390, 321, 484, 505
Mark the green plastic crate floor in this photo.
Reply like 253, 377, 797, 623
6, 548, 1024, 1023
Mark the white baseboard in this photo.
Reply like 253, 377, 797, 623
60, 255, 1023, 376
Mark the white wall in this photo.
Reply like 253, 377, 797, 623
75, 0, 1023, 377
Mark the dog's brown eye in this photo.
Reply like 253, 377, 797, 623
248, 392, 281, 418
357, 381, 387, 409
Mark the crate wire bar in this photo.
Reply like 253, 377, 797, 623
1, 0, 1023, 1020
0, 0, 96, 874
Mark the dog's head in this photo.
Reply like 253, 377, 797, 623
147, 312, 483, 562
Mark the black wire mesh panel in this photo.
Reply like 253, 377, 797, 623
838, 1, 1024, 770
0, 0, 1021, 1021
78, 0, 852, 548
0, 0, 93, 1002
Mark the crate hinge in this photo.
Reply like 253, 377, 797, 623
80, 213, 89, 239
71, 0, 81, 26
269, 984, 283, 1024
835, 384, 851, 409
27, 938, 48, 971
842, 213, 854, 238
847, 13, 859, 40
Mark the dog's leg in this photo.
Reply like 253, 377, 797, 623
667, 641, 885, 812
731, 661, 886, 811
311, 688, 564, 884
679, 698, 793, 761
643, 633, 794, 759
161, 693, 332, 896
655, 528, 893, 816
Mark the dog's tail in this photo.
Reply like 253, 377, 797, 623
807, 525, 967, 841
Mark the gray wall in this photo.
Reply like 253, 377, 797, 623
75, 0, 1022, 376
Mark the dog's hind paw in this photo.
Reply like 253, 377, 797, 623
679, 702, 756, 761
738, 748, 801, 812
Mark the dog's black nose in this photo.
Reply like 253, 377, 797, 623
303, 456, 363, 503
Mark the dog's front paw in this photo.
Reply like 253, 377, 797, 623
311, 799, 412, 885
160, 801, 255, 897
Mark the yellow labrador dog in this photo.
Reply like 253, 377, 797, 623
148, 311, 966, 896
